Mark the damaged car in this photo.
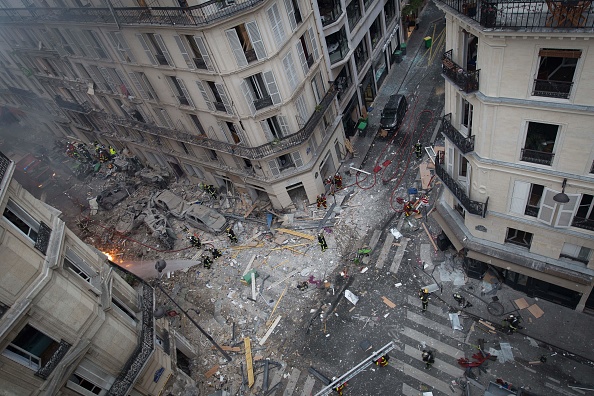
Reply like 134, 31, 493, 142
184, 204, 228, 235
96, 182, 137, 210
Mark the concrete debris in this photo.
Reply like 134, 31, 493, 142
344, 290, 359, 305
390, 228, 403, 240
448, 313, 463, 331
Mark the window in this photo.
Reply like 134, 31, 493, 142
136, 33, 174, 67
188, 114, 206, 135
184, 163, 204, 178
180, 35, 214, 71
268, 151, 303, 175
3, 200, 39, 241
525, 184, 544, 217
267, 3, 286, 49
81, 30, 110, 60
505, 228, 533, 248
67, 358, 114, 396
3, 324, 59, 370
537, 187, 579, 228
370, 16, 382, 49
521, 122, 558, 166
111, 297, 137, 323
354, 39, 368, 72
261, 115, 289, 141
240, 71, 281, 114
311, 72, 325, 104
153, 107, 174, 129
207, 81, 232, 113
296, 28, 320, 76
282, 51, 299, 91
63, 247, 97, 285
167, 76, 194, 107
68, 373, 103, 395
384, 0, 396, 25
573, 194, 594, 230
225, 22, 267, 68
127, 71, 158, 101
560, 243, 592, 265
284, 0, 303, 30
347, 0, 362, 31
107, 31, 136, 63
533, 49, 580, 99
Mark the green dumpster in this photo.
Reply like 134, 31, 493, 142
424, 36, 432, 49
393, 50, 402, 63
241, 269, 259, 285
400, 42, 407, 55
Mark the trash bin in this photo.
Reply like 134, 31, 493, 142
393, 50, 402, 63
424, 36, 432, 49
400, 42, 407, 55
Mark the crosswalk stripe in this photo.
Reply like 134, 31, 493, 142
406, 294, 444, 316
403, 344, 465, 378
369, 229, 382, 250
283, 368, 301, 396
390, 358, 454, 395
420, 243, 433, 268
389, 237, 408, 274
376, 233, 394, 269
546, 382, 577, 396
402, 383, 420, 396
407, 310, 467, 343
300, 375, 316, 396
401, 327, 465, 359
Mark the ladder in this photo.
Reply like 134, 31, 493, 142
313, 341, 396, 396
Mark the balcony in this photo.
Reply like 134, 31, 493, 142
440, 113, 475, 154
520, 148, 554, 166
572, 216, 594, 231
55, 96, 92, 114
319, 0, 342, 26
253, 95, 273, 111
0, 0, 266, 27
442, 50, 480, 93
532, 79, 573, 99
8, 86, 38, 99
435, 159, 488, 217
435, 0, 594, 30
104, 86, 337, 161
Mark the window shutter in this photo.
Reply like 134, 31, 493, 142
240, 79, 256, 115
268, 159, 280, 176
282, 52, 298, 91
555, 193, 580, 228
537, 187, 557, 225
154, 108, 168, 127
291, 150, 303, 167
260, 120, 274, 141
128, 72, 149, 100
284, 0, 297, 30
176, 77, 194, 107
173, 35, 195, 69
510, 181, 530, 215
141, 74, 158, 100
89, 31, 110, 60
115, 69, 135, 97
80, 31, 99, 58
246, 21, 267, 60
107, 32, 125, 62
561, 242, 581, 258
86, 66, 107, 92
193, 36, 214, 71
446, 146, 454, 175
308, 27, 320, 59
217, 120, 232, 143
263, 70, 281, 105
277, 115, 289, 136
195, 80, 215, 111
296, 41, 308, 76
214, 83, 233, 115
153, 34, 174, 66
65, 29, 86, 57
225, 29, 248, 67
99, 67, 118, 92
267, 3, 286, 49
137, 34, 158, 65
114, 32, 136, 63
160, 108, 174, 128
295, 93, 308, 125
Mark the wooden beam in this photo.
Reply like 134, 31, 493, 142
269, 243, 310, 251
242, 255, 256, 277
204, 364, 220, 379
259, 316, 282, 346
267, 285, 288, 326
244, 337, 254, 388
244, 202, 258, 218
211, 346, 241, 352
275, 228, 316, 241
422, 223, 439, 252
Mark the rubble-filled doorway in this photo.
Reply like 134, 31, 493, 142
286, 182, 307, 209
176, 348, 192, 376
168, 162, 184, 178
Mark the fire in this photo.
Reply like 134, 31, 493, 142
102, 251, 114, 261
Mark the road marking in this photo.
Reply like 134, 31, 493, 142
420, 243, 432, 268
402, 383, 420, 396
376, 234, 394, 269
389, 238, 408, 274
300, 375, 316, 396
369, 229, 382, 250
401, 327, 465, 359
406, 294, 447, 316
546, 382, 577, 396
403, 344, 464, 378
283, 368, 301, 396
390, 358, 454, 395
407, 310, 467, 343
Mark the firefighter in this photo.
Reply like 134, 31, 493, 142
93, 141, 101, 155
414, 140, 423, 159
422, 350, 435, 369
504, 314, 522, 334
316, 194, 327, 209
419, 288, 430, 312
206, 247, 222, 260
334, 173, 343, 190
318, 233, 328, 252
403, 201, 420, 217
333, 382, 346, 395
375, 355, 390, 366
108, 145, 117, 158
188, 234, 201, 249
66, 142, 75, 158
297, 281, 308, 291
226, 227, 238, 243
453, 292, 472, 308
202, 254, 213, 269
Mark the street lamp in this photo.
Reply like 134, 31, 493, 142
553, 178, 570, 204
153, 259, 232, 362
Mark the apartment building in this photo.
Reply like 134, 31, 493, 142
433, 0, 594, 312
0, 150, 193, 395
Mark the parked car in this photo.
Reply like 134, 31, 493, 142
380, 94, 408, 134
152, 190, 189, 219
184, 204, 228, 235
96, 183, 137, 210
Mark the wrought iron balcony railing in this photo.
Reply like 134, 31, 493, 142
442, 50, 480, 93
532, 79, 573, 99
435, 0, 594, 30
8, 86, 38, 99
35, 340, 71, 380
520, 148, 554, 166
440, 113, 475, 154
435, 158, 488, 217
572, 216, 594, 231
524, 205, 539, 217
107, 282, 154, 396
193, 57, 208, 70
0, 150, 10, 186
253, 95, 273, 111
213, 101, 227, 112
55, 96, 92, 114
102, 86, 337, 161
0, 0, 266, 27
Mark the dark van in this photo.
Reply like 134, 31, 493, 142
380, 94, 408, 134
